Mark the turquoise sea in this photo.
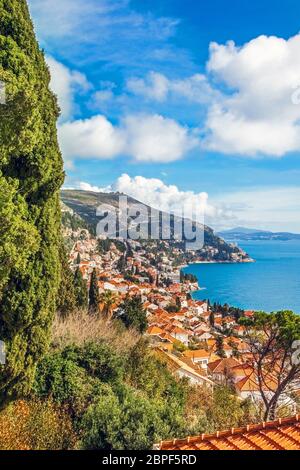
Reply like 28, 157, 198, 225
183, 240, 300, 313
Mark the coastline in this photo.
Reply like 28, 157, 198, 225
189, 258, 255, 264
181, 240, 300, 313
179, 258, 254, 269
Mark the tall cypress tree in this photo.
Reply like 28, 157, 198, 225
57, 244, 76, 317
74, 267, 88, 309
89, 268, 99, 314
0, 1, 64, 403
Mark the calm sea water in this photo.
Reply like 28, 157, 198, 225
183, 240, 300, 313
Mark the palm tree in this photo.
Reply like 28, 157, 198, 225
100, 290, 118, 320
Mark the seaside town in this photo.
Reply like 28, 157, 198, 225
66, 223, 300, 414
3, 0, 300, 455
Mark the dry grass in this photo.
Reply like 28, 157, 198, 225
0, 399, 77, 450
51, 309, 141, 354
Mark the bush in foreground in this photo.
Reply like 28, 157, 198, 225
33, 337, 187, 449
0, 399, 77, 450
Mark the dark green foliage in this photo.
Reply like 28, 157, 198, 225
81, 384, 167, 450
34, 342, 124, 417
80, 388, 124, 450
116, 255, 126, 273
33, 333, 257, 449
57, 244, 76, 317
34, 349, 90, 406
97, 238, 111, 254
215, 336, 226, 358
212, 301, 244, 320
118, 296, 148, 333
125, 242, 133, 259
99, 290, 118, 319
240, 310, 300, 343
74, 267, 88, 309
128, 339, 185, 403
166, 304, 180, 313
114, 240, 126, 253
61, 211, 89, 232
0, 0, 64, 403
34, 339, 187, 449
88, 268, 99, 313
76, 342, 123, 384
183, 384, 254, 437
166, 297, 181, 314
180, 272, 198, 283
206, 386, 246, 430
123, 273, 140, 284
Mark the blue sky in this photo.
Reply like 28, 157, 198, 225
28, 0, 300, 231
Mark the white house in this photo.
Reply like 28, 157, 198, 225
169, 327, 189, 346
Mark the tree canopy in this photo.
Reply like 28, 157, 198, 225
117, 296, 148, 333
240, 310, 300, 420
89, 269, 99, 314
0, 0, 64, 403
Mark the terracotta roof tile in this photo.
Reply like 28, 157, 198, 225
183, 349, 210, 359
147, 326, 164, 335
159, 415, 300, 451
208, 357, 241, 374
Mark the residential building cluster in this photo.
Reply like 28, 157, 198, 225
68, 233, 299, 412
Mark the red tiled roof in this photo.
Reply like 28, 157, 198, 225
183, 349, 210, 359
170, 326, 188, 335
244, 310, 254, 317
234, 371, 277, 393
147, 326, 164, 335
208, 357, 241, 374
159, 415, 300, 450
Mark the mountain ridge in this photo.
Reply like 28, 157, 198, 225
61, 189, 252, 263
219, 227, 300, 241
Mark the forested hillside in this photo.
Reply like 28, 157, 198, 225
61, 189, 251, 263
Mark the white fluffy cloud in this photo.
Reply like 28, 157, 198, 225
113, 174, 211, 217
125, 33, 300, 157
126, 71, 216, 104
127, 72, 169, 101
47, 56, 90, 120
47, 28, 300, 160
78, 182, 109, 192
204, 34, 300, 156
123, 114, 198, 162
73, 177, 300, 231
58, 114, 198, 163
58, 116, 124, 160
75, 174, 232, 226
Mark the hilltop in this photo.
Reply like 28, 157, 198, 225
61, 189, 251, 263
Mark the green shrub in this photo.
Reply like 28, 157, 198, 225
118, 296, 148, 333
34, 342, 125, 418
81, 385, 170, 450
34, 338, 188, 448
